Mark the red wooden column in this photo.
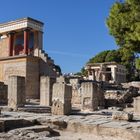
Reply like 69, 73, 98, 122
24, 29, 29, 55
8, 32, 14, 56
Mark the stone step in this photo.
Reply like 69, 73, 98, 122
18, 105, 51, 113
8, 125, 52, 133
7, 125, 60, 139
0, 118, 36, 132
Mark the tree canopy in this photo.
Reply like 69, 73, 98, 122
88, 50, 122, 64
78, 0, 140, 81
106, 0, 140, 53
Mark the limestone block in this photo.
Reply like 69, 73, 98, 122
52, 83, 72, 115
56, 76, 69, 84
81, 82, 99, 111
8, 76, 25, 109
40, 76, 56, 106
134, 97, 140, 115
112, 111, 133, 121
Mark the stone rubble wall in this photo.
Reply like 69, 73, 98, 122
122, 81, 140, 90
105, 86, 140, 107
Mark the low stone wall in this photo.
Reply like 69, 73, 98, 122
105, 87, 140, 107
122, 81, 140, 90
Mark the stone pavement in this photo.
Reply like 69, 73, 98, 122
0, 109, 140, 140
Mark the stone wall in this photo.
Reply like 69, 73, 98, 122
122, 81, 140, 90
0, 57, 26, 84
0, 56, 40, 99
26, 57, 39, 98
39, 59, 56, 78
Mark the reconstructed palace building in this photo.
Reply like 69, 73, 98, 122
0, 17, 60, 99
85, 62, 126, 84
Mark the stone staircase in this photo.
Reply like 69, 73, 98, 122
39, 49, 57, 75
39, 50, 54, 66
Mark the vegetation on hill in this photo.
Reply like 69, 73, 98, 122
77, 0, 140, 81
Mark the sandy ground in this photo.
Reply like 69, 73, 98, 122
47, 131, 124, 140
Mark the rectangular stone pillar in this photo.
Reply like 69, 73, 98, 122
8, 76, 25, 109
40, 76, 56, 106
134, 97, 140, 115
81, 82, 104, 111
52, 76, 72, 115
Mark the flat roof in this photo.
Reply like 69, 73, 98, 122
0, 17, 44, 34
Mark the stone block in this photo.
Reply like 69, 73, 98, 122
81, 82, 104, 111
134, 96, 140, 115
112, 111, 133, 121
40, 76, 56, 106
52, 83, 72, 115
81, 82, 98, 111
56, 76, 69, 84
8, 76, 25, 109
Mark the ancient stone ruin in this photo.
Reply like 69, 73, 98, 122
81, 81, 104, 111
52, 76, 72, 115
0, 17, 140, 140
8, 76, 25, 110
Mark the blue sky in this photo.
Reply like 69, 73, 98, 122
0, 0, 117, 73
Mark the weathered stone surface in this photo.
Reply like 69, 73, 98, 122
105, 87, 139, 107
40, 76, 56, 106
69, 77, 82, 105
56, 76, 69, 84
122, 81, 140, 90
0, 109, 139, 140
112, 111, 133, 121
52, 80, 72, 115
8, 76, 25, 109
81, 82, 104, 111
134, 96, 140, 115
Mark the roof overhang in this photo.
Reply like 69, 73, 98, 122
0, 17, 44, 34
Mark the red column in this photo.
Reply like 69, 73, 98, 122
8, 33, 14, 56
24, 29, 29, 55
